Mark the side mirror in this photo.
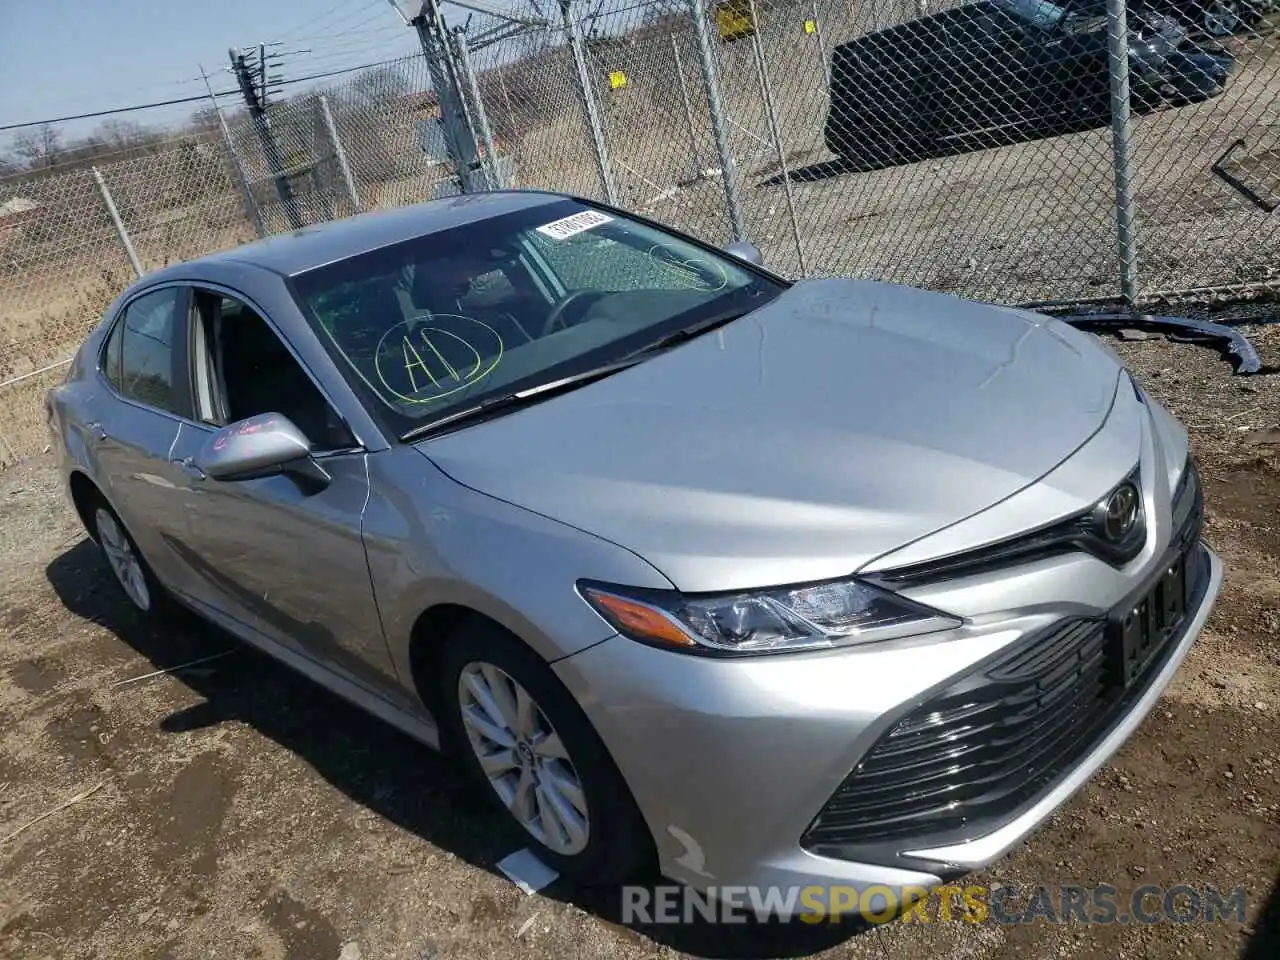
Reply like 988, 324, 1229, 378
195, 413, 330, 491
725, 240, 764, 266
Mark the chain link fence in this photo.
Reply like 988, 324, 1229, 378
3, 0, 1280, 464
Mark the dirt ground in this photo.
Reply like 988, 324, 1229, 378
0, 323, 1277, 960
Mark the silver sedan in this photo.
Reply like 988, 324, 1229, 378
45, 190, 1222, 916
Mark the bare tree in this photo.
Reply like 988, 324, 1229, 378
96, 118, 161, 154
350, 64, 415, 109
188, 106, 223, 135
10, 125, 63, 170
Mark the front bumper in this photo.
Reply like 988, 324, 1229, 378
553, 510, 1222, 911
1133, 50, 1233, 104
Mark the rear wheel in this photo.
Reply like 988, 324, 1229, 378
438, 620, 651, 883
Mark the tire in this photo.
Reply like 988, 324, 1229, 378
438, 618, 652, 884
89, 497, 182, 622
1201, 0, 1245, 36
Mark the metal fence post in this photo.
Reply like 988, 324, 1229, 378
561, 0, 619, 204
747, 0, 808, 273
671, 35, 705, 177
452, 29, 504, 189
1105, 0, 1139, 305
809, 0, 830, 88
319, 95, 361, 212
92, 167, 143, 278
496, 67, 518, 147
689, 0, 746, 241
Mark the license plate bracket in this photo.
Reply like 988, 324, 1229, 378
1107, 552, 1189, 688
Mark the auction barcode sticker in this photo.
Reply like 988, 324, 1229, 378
536, 209, 614, 240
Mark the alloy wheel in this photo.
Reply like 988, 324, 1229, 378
1203, 1, 1243, 36
458, 661, 590, 856
95, 507, 151, 612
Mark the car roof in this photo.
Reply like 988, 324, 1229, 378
144, 189, 571, 283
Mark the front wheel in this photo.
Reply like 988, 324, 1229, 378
91, 501, 181, 621
439, 620, 651, 883
1201, 0, 1246, 36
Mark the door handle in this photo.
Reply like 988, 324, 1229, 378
172, 456, 206, 482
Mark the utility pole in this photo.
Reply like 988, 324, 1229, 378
406, 0, 489, 193
230, 45, 304, 230
200, 64, 266, 237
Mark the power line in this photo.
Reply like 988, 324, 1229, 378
0, 58, 418, 132
0, 92, 238, 132
276, 0, 386, 42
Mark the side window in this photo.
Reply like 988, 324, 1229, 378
194, 291, 355, 451
104, 287, 183, 413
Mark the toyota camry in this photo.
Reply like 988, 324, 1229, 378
45, 190, 1222, 914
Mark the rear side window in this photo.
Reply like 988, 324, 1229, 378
101, 287, 183, 414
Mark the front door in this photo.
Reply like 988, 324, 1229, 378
165, 285, 403, 700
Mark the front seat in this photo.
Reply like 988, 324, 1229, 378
221, 313, 343, 448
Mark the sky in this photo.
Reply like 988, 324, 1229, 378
0, 0, 433, 142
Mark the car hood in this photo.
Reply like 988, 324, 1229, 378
418, 278, 1122, 593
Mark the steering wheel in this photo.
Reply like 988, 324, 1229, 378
540, 290, 599, 337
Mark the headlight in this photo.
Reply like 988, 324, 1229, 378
578, 577, 961, 656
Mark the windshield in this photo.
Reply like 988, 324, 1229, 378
289, 198, 784, 439
991, 0, 1069, 29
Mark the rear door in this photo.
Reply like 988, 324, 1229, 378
90, 285, 207, 598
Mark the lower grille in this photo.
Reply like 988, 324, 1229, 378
802, 476, 1208, 857
802, 618, 1112, 849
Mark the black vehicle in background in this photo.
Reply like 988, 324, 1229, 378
1091, 0, 1268, 38
823, 0, 1235, 168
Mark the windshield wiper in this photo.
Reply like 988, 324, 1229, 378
398, 357, 644, 443
400, 305, 757, 442
624, 306, 754, 359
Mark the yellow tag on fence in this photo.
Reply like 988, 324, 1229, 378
804, 19, 816, 34
609, 71, 628, 89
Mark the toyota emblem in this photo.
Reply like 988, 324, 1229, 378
1101, 482, 1140, 541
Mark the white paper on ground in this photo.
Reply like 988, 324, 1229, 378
496, 848, 559, 895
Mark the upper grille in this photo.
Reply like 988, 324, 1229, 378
801, 466, 1206, 857
872, 464, 1156, 588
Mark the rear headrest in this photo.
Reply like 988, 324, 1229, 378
409, 253, 509, 311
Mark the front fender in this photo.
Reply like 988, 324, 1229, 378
363, 447, 675, 690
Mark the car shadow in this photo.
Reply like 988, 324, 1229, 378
46, 539, 862, 959
1241, 871, 1279, 960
